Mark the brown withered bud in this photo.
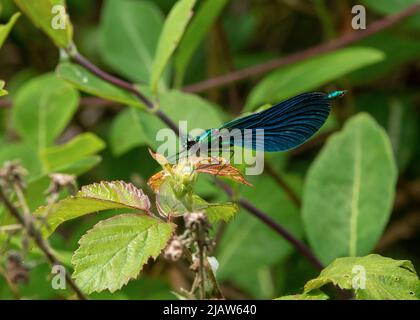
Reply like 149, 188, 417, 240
163, 236, 184, 261
6, 252, 30, 285
45, 173, 77, 196
0, 161, 27, 191
184, 212, 209, 230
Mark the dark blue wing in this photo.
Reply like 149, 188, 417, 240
220, 92, 333, 152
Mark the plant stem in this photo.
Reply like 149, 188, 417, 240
264, 162, 301, 208
0, 225, 22, 233
238, 197, 323, 270
197, 236, 206, 299
70, 51, 181, 135
184, 247, 223, 299
183, 3, 420, 93
0, 187, 87, 300
0, 267, 21, 299
215, 179, 324, 271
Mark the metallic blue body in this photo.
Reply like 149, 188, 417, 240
193, 91, 346, 152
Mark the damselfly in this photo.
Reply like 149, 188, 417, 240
176, 90, 346, 162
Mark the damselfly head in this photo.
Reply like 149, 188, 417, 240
328, 90, 347, 99
186, 137, 197, 150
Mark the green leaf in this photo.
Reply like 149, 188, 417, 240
302, 113, 397, 265
217, 174, 303, 282
34, 181, 151, 237
355, 92, 418, 172
150, 0, 196, 92
110, 108, 148, 156
362, 0, 420, 13
56, 62, 145, 110
41, 132, 105, 174
276, 290, 329, 300
199, 201, 238, 224
154, 179, 237, 222
13, 73, 80, 151
0, 80, 8, 97
14, 0, 73, 48
72, 214, 174, 294
349, 34, 420, 84
0, 143, 42, 178
100, 0, 164, 84
174, 0, 228, 86
304, 254, 420, 300
245, 47, 385, 110
361, 0, 420, 29
55, 156, 102, 177
140, 90, 223, 150
0, 12, 20, 49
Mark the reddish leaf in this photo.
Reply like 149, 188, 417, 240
148, 171, 167, 192
194, 157, 253, 187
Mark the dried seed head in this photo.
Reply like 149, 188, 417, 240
6, 252, 29, 285
184, 212, 208, 229
0, 161, 27, 190
46, 173, 77, 196
163, 237, 184, 261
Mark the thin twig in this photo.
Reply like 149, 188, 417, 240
183, 4, 420, 93
214, 179, 324, 271
70, 51, 181, 135
0, 224, 22, 233
0, 96, 118, 109
71, 52, 153, 109
0, 187, 87, 300
0, 267, 21, 300
264, 162, 301, 208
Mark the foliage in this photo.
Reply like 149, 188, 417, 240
277, 254, 420, 300
0, 0, 419, 300
302, 113, 397, 264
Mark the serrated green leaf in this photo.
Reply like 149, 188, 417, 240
245, 47, 385, 111
174, 0, 228, 86
304, 254, 420, 300
100, 0, 164, 84
191, 195, 238, 223
12, 73, 80, 151
155, 180, 190, 217
41, 132, 105, 174
56, 62, 146, 110
154, 179, 237, 222
110, 108, 149, 156
275, 290, 329, 300
302, 113, 397, 265
34, 181, 151, 237
14, 0, 73, 48
0, 12, 20, 49
72, 214, 174, 294
150, 0, 196, 92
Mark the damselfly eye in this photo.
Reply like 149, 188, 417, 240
186, 139, 197, 150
